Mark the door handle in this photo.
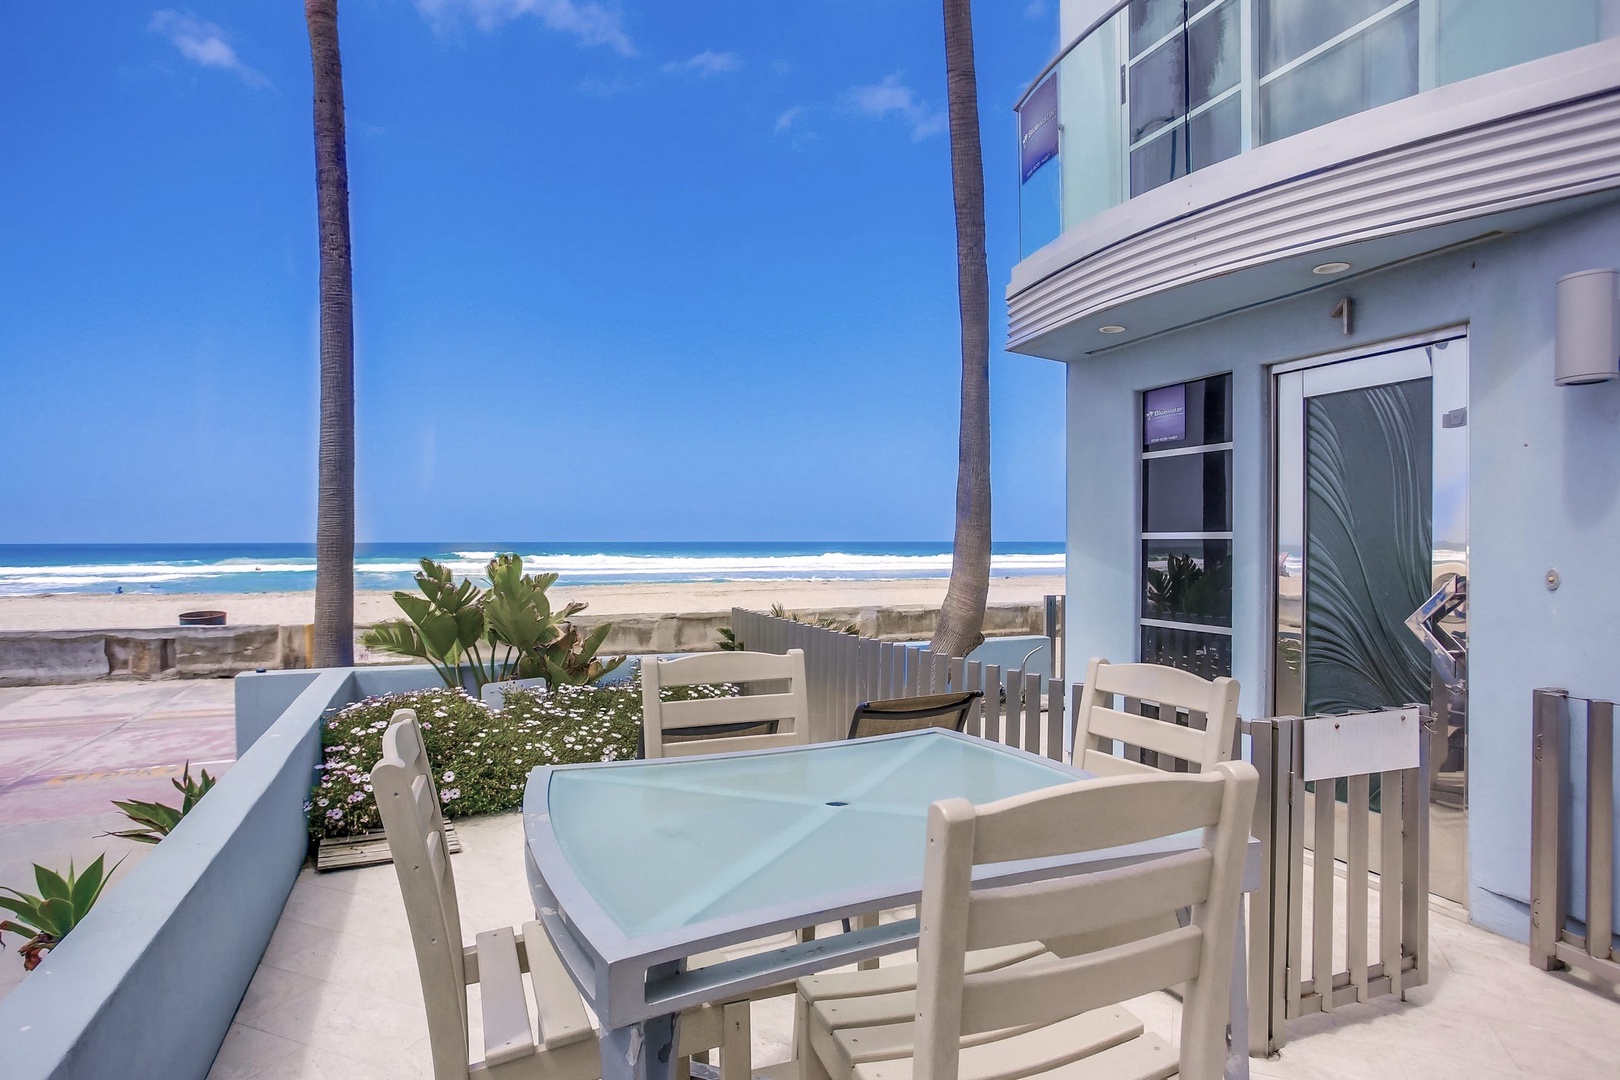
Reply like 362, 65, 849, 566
1406, 574, 1467, 683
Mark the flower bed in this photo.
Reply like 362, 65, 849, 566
308, 678, 736, 840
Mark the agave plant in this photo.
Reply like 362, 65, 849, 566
103, 762, 217, 844
532, 620, 625, 686
769, 603, 858, 636
0, 854, 123, 970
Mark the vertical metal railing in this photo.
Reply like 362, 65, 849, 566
729, 607, 1066, 761
1529, 688, 1620, 982
1242, 707, 1431, 1055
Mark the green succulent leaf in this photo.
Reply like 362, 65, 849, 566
70, 855, 107, 913
34, 896, 74, 938
34, 865, 70, 903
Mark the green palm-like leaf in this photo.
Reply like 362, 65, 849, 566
361, 620, 431, 660
393, 591, 434, 627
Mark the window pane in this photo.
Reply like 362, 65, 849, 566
1259, 0, 1396, 75
1130, 0, 1188, 56
1130, 34, 1187, 142
1140, 624, 1233, 678
1130, 126, 1187, 196
1436, 0, 1602, 86
1142, 373, 1231, 452
1189, 94, 1242, 173
1142, 540, 1233, 625
1143, 450, 1232, 533
1188, 0, 1241, 109
1260, 4, 1418, 144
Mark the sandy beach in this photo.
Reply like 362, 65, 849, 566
0, 575, 1067, 632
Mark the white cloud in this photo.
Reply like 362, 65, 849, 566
770, 58, 792, 75
148, 10, 269, 89
843, 73, 946, 141
1024, 0, 1048, 19
661, 50, 742, 78
415, 0, 637, 57
774, 105, 807, 135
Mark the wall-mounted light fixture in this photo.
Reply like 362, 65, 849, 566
1556, 269, 1619, 385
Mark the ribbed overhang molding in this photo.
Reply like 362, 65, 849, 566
1007, 40, 1620, 356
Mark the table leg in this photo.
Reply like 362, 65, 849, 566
600, 1013, 680, 1080
1225, 898, 1251, 1080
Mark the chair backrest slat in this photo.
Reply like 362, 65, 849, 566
1086, 705, 1209, 763
642, 649, 810, 757
911, 761, 1258, 1080
960, 926, 1204, 1035
372, 710, 473, 1080
655, 694, 804, 730
1073, 657, 1239, 775
969, 771, 1226, 863
964, 849, 1213, 951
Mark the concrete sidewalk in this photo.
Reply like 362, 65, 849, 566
0, 679, 237, 1000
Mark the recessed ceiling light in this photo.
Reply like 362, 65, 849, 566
1099, 324, 1127, 334
1312, 261, 1351, 275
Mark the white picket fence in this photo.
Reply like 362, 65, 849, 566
728, 607, 1067, 760
728, 607, 1434, 1056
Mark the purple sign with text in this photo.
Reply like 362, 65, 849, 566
1144, 383, 1187, 445
1018, 76, 1059, 183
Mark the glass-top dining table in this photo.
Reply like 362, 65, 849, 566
522, 728, 1260, 1080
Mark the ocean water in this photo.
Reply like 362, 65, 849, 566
0, 542, 1066, 596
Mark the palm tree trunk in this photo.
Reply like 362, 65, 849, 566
930, 0, 992, 659
306, 0, 355, 667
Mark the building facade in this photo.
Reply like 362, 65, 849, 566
1012, 0, 1620, 941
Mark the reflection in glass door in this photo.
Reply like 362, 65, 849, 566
1274, 338, 1469, 903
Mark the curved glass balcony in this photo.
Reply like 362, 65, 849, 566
1017, 0, 1620, 259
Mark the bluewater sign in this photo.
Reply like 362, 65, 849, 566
1144, 383, 1187, 445
1018, 76, 1059, 183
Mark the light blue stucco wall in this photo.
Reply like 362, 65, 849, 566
0, 665, 446, 1080
1061, 197, 1620, 940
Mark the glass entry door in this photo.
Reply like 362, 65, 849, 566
1274, 337, 1469, 903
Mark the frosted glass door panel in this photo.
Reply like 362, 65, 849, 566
1302, 379, 1433, 715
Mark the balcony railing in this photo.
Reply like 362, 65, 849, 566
1016, 0, 1620, 258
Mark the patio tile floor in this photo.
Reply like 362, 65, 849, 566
216, 812, 1620, 1080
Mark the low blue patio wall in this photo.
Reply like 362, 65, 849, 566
0, 664, 439, 1080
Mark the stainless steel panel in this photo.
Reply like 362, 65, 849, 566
1528, 688, 1567, 969
1586, 699, 1614, 961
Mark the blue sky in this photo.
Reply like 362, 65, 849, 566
0, 1, 1065, 544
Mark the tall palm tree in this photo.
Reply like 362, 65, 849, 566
306, 0, 355, 667
929, 0, 992, 659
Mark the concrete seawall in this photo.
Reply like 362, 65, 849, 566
0, 603, 1050, 686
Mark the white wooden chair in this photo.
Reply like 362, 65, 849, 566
797, 658, 1243, 1017
371, 710, 749, 1080
1072, 657, 1240, 776
797, 761, 1259, 1080
642, 649, 812, 758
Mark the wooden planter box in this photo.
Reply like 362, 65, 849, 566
315, 821, 462, 872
